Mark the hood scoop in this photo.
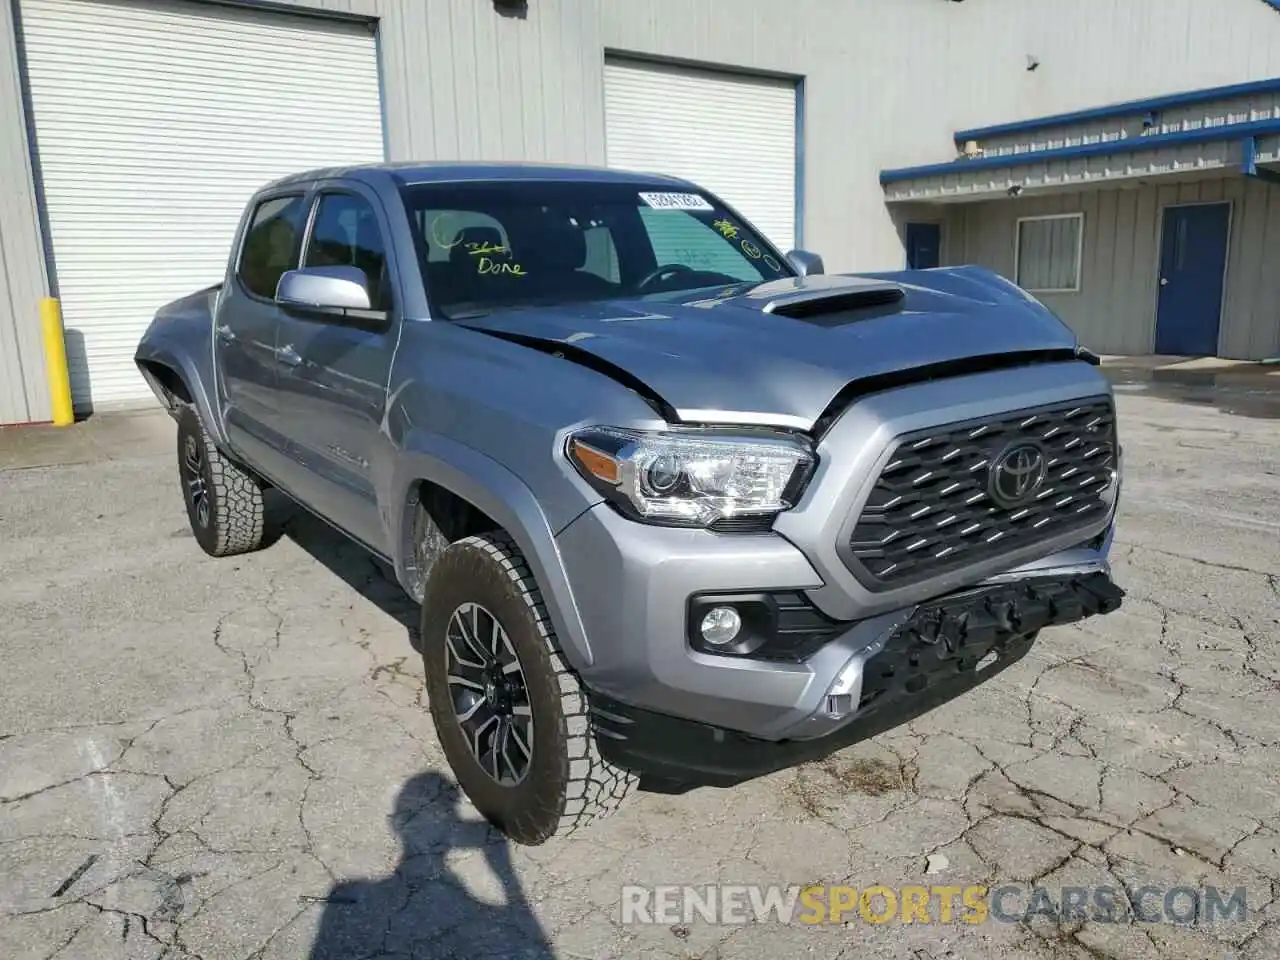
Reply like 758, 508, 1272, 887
750, 276, 906, 327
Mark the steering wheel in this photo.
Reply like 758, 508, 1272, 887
636, 263, 696, 290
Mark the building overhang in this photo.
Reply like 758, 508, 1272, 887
881, 76, 1280, 204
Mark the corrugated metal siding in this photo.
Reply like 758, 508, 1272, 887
1257, 135, 1280, 163
21, 0, 387, 408
0, 0, 605, 422
0, 0, 49, 424
603, 58, 798, 251
1220, 177, 1280, 359
889, 204, 957, 268
602, 0, 1280, 273
599, 0, 919, 272
913, 0, 1280, 155
155, 0, 604, 165
371, 0, 604, 165
969, 90, 1280, 159
3, 0, 1280, 420
885, 86, 1280, 204
945, 178, 1280, 360
885, 141, 1243, 203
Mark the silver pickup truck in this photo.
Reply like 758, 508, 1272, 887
135, 162, 1124, 844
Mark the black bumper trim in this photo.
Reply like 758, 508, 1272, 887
591, 572, 1124, 790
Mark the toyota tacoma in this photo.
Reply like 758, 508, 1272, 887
135, 162, 1124, 844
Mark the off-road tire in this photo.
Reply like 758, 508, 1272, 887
421, 532, 638, 844
175, 404, 266, 557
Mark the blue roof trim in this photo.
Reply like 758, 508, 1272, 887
952, 75, 1280, 145
882, 117, 1280, 184
1264, 0, 1280, 12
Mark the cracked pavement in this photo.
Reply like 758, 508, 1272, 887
1, 387, 1277, 960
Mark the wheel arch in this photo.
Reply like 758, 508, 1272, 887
390, 431, 595, 670
134, 343, 228, 448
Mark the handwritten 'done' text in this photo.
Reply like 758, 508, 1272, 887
477, 256, 527, 277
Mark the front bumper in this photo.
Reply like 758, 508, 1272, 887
552, 360, 1122, 743
557, 495, 1120, 741
590, 571, 1124, 789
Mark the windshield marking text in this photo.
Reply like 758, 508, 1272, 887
478, 256, 527, 277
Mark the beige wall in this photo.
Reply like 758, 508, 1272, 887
0, 0, 51, 423
601, 0, 1280, 275
943, 178, 1280, 359
4, 0, 1280, 419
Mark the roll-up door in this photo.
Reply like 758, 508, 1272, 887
604, 57, 798, 253
19, 0, 385, 408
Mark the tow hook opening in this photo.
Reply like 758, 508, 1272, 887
822, 657, 866, 719
821, 571, 1125, 723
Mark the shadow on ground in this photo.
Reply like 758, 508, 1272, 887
261, 503, 554, 956
308, 771, 555, 959
267, 493, 422, 650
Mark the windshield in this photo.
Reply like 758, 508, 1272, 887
399, 180, 794, 319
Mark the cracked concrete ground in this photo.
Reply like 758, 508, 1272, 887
1, 386, 1277, 960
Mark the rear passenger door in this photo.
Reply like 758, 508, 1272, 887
272, 184, 398, 554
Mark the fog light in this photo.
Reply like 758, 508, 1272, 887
699, 606, 742, 646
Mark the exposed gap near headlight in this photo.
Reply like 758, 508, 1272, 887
809, 349, 1084, 441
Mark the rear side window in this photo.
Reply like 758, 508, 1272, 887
304, 192, 392, 311
238, 195, 305, 299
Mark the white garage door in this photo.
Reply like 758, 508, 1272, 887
19, 0, 385, 409
604, 58, 798, 253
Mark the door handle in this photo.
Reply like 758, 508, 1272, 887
1159, 278, 1169, 286
275, 344, 302, 367
215, 324, 236, 342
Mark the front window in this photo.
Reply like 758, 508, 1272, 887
304, 192, 392, 311
400, 181, 794, 319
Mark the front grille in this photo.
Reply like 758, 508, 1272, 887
846, 397, 1116, 589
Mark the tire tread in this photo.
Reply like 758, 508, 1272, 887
453, 531, 638, 838
178, 404, 266, 557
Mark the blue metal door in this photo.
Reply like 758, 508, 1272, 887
906, 222, 941, 269
1154, 203, 1230, 356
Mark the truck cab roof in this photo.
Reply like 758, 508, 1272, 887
260, 160, 696, 192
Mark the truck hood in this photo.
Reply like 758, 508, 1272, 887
458, 266, 1083, 430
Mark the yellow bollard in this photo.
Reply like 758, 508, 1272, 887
40, 297, 75, 426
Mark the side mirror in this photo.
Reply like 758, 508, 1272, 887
785, 249, 825, 277
276, 266, 385, 326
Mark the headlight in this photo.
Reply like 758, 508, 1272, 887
566, 426, 815, 528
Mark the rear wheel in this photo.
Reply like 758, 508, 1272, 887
420, 532, 637, 844
175, 405, 266, 557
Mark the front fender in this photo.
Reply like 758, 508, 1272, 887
134, 286, 227, 447
389, 430, 595, 670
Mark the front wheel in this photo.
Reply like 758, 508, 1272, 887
420, 532, 637, 844
175, 404, 267, 557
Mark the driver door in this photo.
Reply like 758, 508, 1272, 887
271, 185, 399, 554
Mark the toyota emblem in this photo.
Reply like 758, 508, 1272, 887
988, 442, 1048, 508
